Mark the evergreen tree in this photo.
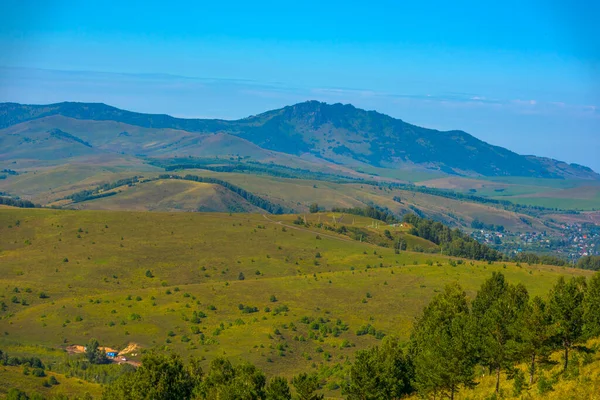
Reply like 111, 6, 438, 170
102, 352, 194, 400
201, 358, 266, 400
85, 338, 108, 365
548, 276, 587, 372
265, 376, 292, 400
521, 296, 552, 384
291, 373, 323, 400
410, 282, 476, 400
343, 337, 413, 400
584, 272, 600, 338
471, 273, 529, 394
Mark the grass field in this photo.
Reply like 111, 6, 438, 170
0, 208, 595, 398
67, 179, 264, 213
420, 175, 600, 211
0, 365, 102, 399
1, 158, 579, 231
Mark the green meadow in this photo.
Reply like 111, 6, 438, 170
0, 208, 594, 398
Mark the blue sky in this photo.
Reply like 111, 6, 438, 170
0, 0, 599, 171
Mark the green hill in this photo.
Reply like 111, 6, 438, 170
1, 101, 597, 179
0, 208, 592, 398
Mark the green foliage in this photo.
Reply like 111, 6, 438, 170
512, 368, 525, 396
201, 357, 266, 399
513, 252, 567, 267
537, 375, 554, 395
265, 376, 291, 400
0, 196, 38, 208
584, 272, 600, 338
103, 352, 195, 400
6, 388, 29, 400
411, 282, 477, 399
158, 174, 285, 214
471, 272, 529, 393
85, 338, 109, 365
291, 373, 323, 400
342, 337, 413, 400
521, 296, 553, 384
331, 206, 398, 224
403, 213, 503, 261
471, 218, 504, 232
548, 276, 587, 371
577, 255, 600, 271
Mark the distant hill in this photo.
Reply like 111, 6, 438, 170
1, 101, 597, 179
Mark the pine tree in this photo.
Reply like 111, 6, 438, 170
548, 276, 587, 372
410, 282, 476, 400
265, 376, 292, 400
521, 296, 552, 384
471, 273, 529, 394
291, 373, 323, 400
343, 337, 413, 400
583, 272, 600, 338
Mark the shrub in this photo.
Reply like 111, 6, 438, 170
537, 375, 553, 395
513, 369, 525, 396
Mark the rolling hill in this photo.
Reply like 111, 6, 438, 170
1, 101, 597, 179
0, 207, 595, 399
63, 179, 266, 213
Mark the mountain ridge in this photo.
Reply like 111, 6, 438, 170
0, 100, 597, 179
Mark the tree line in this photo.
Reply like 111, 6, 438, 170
403, 213, 504, 261
102, 355, 323, 400
161, 174, 286, 214
513, 252, 569, 267
330, 206, 399, 224
0, 196, 38, 208
61, 174, 285, 214
154, 158, 362, 184
65, 177, 142, 203
577, 255, 600, 271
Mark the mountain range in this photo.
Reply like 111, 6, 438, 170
0, 100, 597, 180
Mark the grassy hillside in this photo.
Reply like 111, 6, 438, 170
420, 176, 600, 211
0, 164, 557, 232
0, 365, 102, 399
65, 179, 265, 213
0, 208, 593, 398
